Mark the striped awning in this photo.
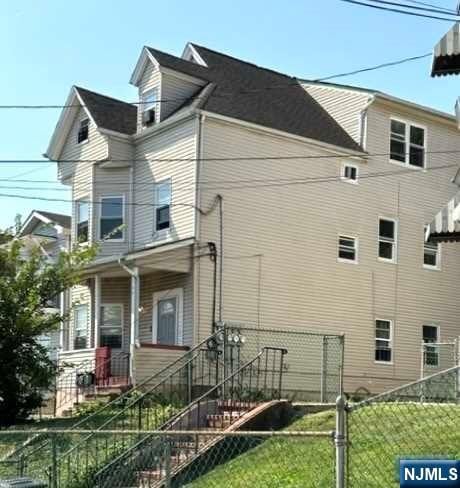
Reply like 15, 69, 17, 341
432, 23, 460, 77
427, 191, 460, 242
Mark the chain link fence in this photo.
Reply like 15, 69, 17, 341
346, 365, 460, 487
222, 323, 344, 403
0, 428, 336, 487
420, 340, 458, 380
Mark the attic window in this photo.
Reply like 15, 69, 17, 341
142, 90, 157, 127
77, 118, 89, 144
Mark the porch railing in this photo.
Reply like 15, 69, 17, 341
93, 346, 288, 487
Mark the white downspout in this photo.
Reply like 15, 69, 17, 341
359, 96, 375, 150
118, 258, 139, 385
94, 275, 101, 349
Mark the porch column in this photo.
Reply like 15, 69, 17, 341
130, 267, 140, 384
94, 275, 101, 349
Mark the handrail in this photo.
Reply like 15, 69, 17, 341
43, 330, 224, 485
94, 346, 288, 482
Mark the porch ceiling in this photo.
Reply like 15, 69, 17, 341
82, 238, 195, 278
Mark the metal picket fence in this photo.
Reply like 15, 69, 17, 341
345, 365, 460, 487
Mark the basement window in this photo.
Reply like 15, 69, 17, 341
77, 118, 89, 144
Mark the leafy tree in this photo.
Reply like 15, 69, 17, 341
0, 227, 14, 245
0, 240, 96, 426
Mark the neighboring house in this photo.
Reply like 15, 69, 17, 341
17, 210, 71, 361
44, 42, 460, 395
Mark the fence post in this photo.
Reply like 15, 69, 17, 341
164, 438, 172, 488
51, 434, 58, 488
335, 394, 347, 488
320, 336, 328, 403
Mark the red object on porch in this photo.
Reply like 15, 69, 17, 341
95, 346, 111, 386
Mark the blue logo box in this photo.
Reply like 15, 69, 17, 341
400, 460, 460, 487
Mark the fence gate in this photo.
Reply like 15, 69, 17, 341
345, 365, 460, 487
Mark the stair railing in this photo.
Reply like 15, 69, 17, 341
93, 346, 288, 488
43, 332, 224, 487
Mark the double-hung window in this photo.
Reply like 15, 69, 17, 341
100, 304, 123, 349
154, 180, 171, 232
74, 305, 88, 350
424, 226, 441, 269
338, 236, 358, 263
375, 319, 392, 363
390, 119, 426, 168
142, 90, 157, 127
423, 325, 439, 367
100, 196, 124, 240
77, 118, 89, 144
378, 218, 397, 262
76, 199, 89, 243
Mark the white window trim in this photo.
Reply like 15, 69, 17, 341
337, 235, 359, 264
75, 197, 90, 245
422, 324, 440, 368
378, 217, 398, 264
77, 118, 90, 145
141, 88, 159, 126
341, 163, 359, 184
73, 304, 89, 351
152, 288, 184, 346
99, 195, 126, 242
153, 178, 172, 238
389, 117, 427, 170
374, 318, 393, 365
99, 303, 124, 350
423, 232, 442, 271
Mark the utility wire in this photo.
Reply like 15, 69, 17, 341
0, 163, 456, 207
364, 0, 459, 16
404, 0, 457, 14
0, 162, 457, 193
0, 52, 437, 109
3, 148, 460, 164
340, 0, 459, 20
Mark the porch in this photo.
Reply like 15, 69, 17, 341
57, 240, 199, 398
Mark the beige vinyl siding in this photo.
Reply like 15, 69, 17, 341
107, 136, 134, 163
93, 166, 131, 256
304, 84, 372, 144
99, 277, 131, 352
197, 116, 460, 394
160, 72, 204, 120
137, 61, 161, 130
133, 347, 185, 386
138, 271, 194, 346
58, 107, 108, 182
132, 118, 197, 249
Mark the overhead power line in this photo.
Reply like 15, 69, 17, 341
0, 52, 436, 109
340, 0, 459, 20
0, 163, 456, 206
364, 0, 459, 16
3, 148, 460, 164
404, 0, 457, 14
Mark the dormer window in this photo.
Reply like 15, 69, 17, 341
77, 118, 89, 144
142, 90, 157, 127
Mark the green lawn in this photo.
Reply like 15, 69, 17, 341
187, 403, 460, 488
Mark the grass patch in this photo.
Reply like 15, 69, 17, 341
187, 403, 460, 488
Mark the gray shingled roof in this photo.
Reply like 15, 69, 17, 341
38, 211, 71, 229
146, 44, 362, 151
75, 86, 137, 135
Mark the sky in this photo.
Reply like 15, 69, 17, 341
0, 0, 459, 229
